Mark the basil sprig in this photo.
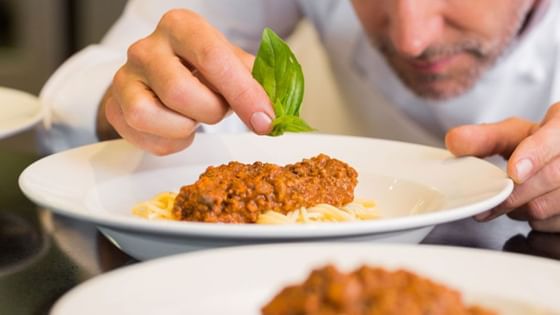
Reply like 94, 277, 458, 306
252, 28, 314, 136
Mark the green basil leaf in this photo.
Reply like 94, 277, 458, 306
272, 101, 285, 118
252, 27, 314, 136
270, 115, 314, 136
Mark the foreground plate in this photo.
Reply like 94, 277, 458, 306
51, 244, 560, 315
19, 133, 513, 259
0, 87, 44, 139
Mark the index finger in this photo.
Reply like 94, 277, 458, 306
159, 10, 274, 134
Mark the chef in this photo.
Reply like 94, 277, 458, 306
39, 0, 560, 231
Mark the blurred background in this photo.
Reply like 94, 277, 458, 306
0, 0, 352, 153
0, 0, 127, 94
0, 0, 127, 151
0, 2, 127, 313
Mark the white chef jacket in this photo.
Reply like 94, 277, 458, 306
38, 0, 560, 153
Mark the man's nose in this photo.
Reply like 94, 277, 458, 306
389, 0, 443, 57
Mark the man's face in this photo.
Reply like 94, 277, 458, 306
351, 0, 537, 100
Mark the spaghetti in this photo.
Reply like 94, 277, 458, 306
132, 192, 177, 220
132, 194, 378, 224
256, 199, 378, 224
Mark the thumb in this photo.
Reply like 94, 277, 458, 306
445, 118, 536, 159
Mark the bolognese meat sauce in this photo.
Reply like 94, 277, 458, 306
261, 265, 497, 315
173, 154, 357, 223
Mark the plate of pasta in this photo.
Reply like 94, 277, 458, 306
51, 244, 560, 315
19, 133, 513, 260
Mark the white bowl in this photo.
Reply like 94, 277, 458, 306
50, 243, 560, 315
19, 133, 513, 260
0, 86, 44, 139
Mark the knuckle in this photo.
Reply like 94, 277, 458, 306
123, 99, 150, 131
502, 193, 519, 209
127, 40, 151, 65
160, 9, 199, 32
229, 83, 254, 105
159, 81, 188, 110
112, 67, 129, 89
196, 43, 231, 76
150, 144, 174, 156
527, 198, 551, 220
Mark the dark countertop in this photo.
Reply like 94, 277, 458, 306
1, 148, 559, 315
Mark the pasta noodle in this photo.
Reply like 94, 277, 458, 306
132, 193, 378, 224
257, 199, 378, 224
132, 192, 177, 220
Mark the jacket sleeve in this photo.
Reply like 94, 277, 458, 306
37, 0, 302, 153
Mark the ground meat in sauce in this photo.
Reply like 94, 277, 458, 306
172, 154, 357, 223
261, 265, 498, 315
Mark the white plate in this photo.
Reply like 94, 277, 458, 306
0, 87, 44, 139
50, 243, 560, 315
19, 133, 513, 260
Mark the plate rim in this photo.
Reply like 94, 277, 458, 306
0, 87, 45, 139
50, 243, 560, 314
19, 135, 514, 239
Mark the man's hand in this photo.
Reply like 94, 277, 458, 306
445, 103, 560, 232
97, 9, 274, 155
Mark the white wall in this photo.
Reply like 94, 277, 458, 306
289, 21, 359, 136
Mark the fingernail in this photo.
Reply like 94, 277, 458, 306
250, 112, 272, 134
515, 158, 533, 183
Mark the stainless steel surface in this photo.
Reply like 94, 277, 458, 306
1, 148, 559, 314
